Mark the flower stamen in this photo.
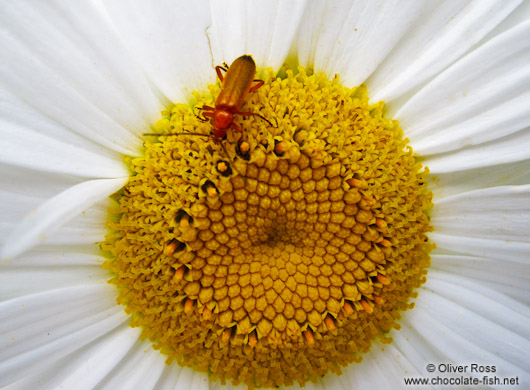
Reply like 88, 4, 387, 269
304, 330, 315, 345
173, 266, 185, 282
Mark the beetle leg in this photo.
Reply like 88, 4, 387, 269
249, 79, 265, 92
195, 105, 215, 122
215, 65, 229, 82
198, 111, 214, 122
231, 122, 241, 132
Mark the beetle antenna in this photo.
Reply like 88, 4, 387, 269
143, 132, 211, 138
238, 111, 277, 129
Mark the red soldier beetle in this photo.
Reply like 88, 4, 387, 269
196, 54, 273, 141
145, 54, 273, 142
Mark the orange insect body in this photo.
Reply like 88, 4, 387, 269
200, 55, 265, 141
144, 55, 272, 148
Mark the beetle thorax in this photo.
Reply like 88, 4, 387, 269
212, 110, 234, 139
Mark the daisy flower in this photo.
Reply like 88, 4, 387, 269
1, 1, 529, 389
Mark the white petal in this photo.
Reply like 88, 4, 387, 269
0, 190, 110, 253
427, 159, 530, 199
0, 90, 129, 177
0, 261, 107, 301
328, 342, 431, 390
295, 0, 426, 87
429, 232, 530, 262
480, 0, 530, 43
0, 167, 104, 249
95, 339, 167, 390
423, 127, 530, 173
41, 199, 112, 247
415, 93, 530, 156
2, 198, 111, 250
432, 185, 530, 241
155, 364, 209, 390
0, 119, 128, 178
405, 284, 530, 380
209, 0, 306, 70
0, 1, 161, 155
391, 329, 440, 386
431, 254, 530, 302
1, 247, 100, 268
0, 191, 42, 245
0, 178, 127, 260
427, 271, 530, 337
4, 325, 140, 390
187, 370, 210, 390
368, 0, 521, 104
397, 20, 530, 154
0, 164, 83, 199
103, 0, 214, 103
0, 285, 128, 387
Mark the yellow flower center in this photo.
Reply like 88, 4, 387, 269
102, 65, 434, 388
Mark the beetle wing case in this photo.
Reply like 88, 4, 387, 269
215, 55, 256, 112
